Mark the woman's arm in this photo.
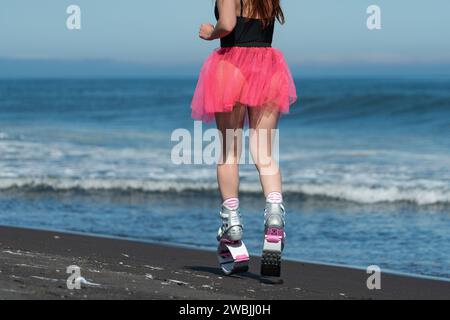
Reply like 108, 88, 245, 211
199, 0, 237, 41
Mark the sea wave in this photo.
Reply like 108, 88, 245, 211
1, 177, 449, 206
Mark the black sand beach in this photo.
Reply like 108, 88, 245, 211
0, 226, 448, 300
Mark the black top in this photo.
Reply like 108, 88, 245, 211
215, 0, 275, 47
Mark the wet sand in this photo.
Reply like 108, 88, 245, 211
0, 226, 448, 300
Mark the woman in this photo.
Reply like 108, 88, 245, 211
191, 0, 297, 276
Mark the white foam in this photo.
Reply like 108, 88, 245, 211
284, 183, 450, 205
0, 176, 449, 205
1, 137, 450, 206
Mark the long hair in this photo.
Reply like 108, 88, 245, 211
245, 0, 285, 27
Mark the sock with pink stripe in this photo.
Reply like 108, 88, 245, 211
223, 198, 239, 210
266, 192, 283, 204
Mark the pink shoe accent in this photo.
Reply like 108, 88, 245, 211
265, 228, 284, 243
267, 228, 284, 237
265, 235, 282, 243
235, 254, 249, 263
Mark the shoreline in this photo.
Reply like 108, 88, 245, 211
0, 225, 449, 300
3, 224, 448, 284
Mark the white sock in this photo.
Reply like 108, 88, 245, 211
223, 198, 239, 210
267, 192, 283, 204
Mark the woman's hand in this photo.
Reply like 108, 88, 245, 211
199, 23, 215, 41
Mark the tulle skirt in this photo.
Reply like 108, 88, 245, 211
191, 47, 297, 122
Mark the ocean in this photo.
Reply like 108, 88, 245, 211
0, 78, 449, 279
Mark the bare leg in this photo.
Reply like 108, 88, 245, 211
215, 104, 246, 201
248, 106, 282, 197
249, 106, 285, 277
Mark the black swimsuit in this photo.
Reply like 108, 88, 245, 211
215, 0, 275, 48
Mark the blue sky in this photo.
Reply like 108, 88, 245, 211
0, 0, 449, 77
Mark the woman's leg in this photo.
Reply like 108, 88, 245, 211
248, 107, 282, 197
249, 106, 285, 277
215, 103, 246, 201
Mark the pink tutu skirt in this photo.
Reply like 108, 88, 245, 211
191, 47, 297, 122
